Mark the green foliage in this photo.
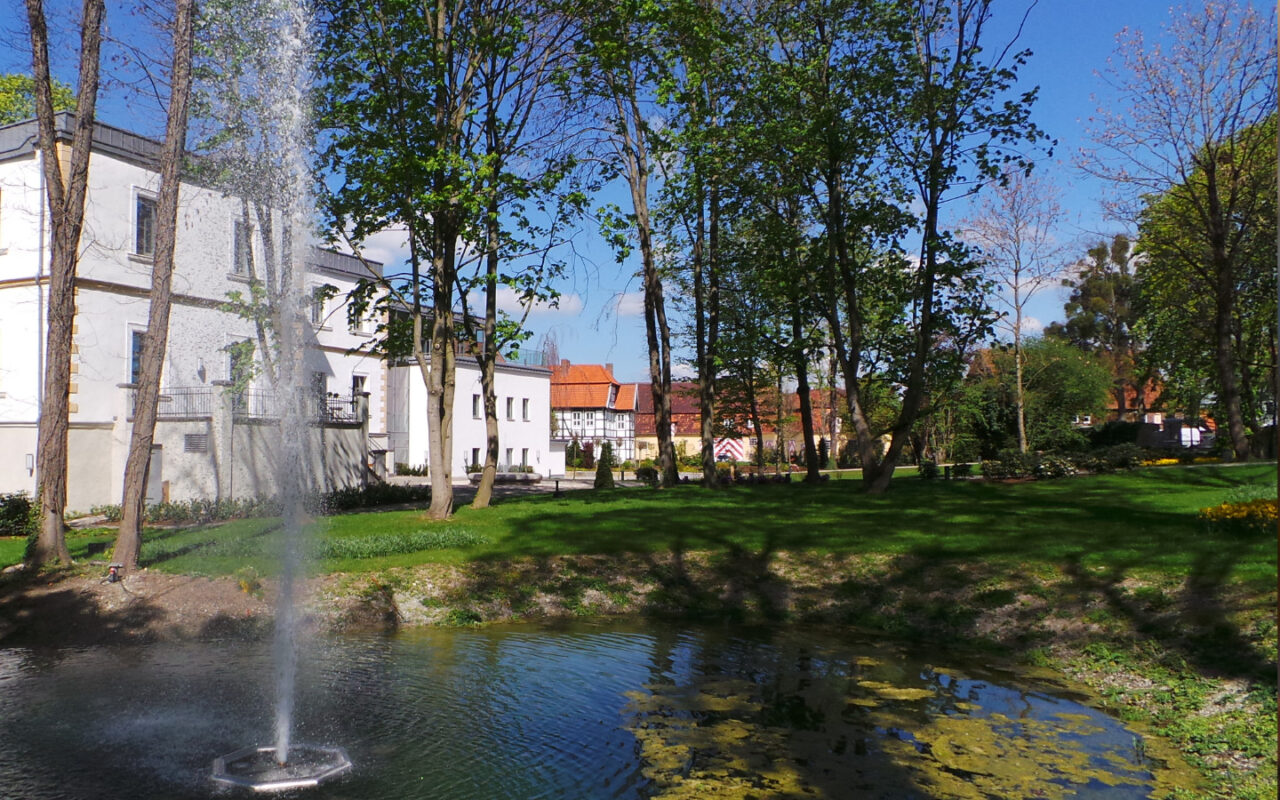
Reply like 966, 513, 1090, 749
598, 440, 615, 469
594, 458, 616, 489
919, 461, 939, 480
634, 465, 660, 487
90, 484, 433, 527
394, 462, 428, 477
0, 492, 35, 537
316, 528, 487, 560
0, 73, 75, 125
959, 338, 1112, 458
1135, 117, 1278, 441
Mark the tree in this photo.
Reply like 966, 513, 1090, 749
960, 338, 1112, 456
1135, 116, 1277, 447
1082, 0, 1276, 459
317, 0, 497, 519
451, 2, 583, 509
113, 0, 198, 571
593, 440, 615, 488
960, 167, 1067, 452
23, 0, 106, 567
1046, 235, 1145, 419
837, 0, 1048, 491
572, 0, 679, 487
0, 72, 74, 124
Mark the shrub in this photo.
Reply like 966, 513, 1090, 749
919, 461, 940, 480
90, 503, 123, 522
394, 462, 428, 477
1032, 454, 1076, 479
634, 465, 659, 487
677, 451, 702, 469
981, 449, 1037, 480
0, 492, 35, 537
594, 458, 615, 489
951, 463, 973, 479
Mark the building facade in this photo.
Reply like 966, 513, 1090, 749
387, 356, 555, 477
0, 116, 383, 510
549, 361, 636, 463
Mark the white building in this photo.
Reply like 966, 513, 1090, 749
0, 115, 555, 510
387, 356, 556, 478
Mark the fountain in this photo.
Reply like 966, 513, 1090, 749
205, 0, 352, 789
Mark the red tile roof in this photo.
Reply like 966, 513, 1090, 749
549, 361, 638, 411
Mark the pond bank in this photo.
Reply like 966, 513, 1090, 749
1, 550, 1274, 798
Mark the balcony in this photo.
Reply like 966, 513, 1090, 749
128, 386, 363, 425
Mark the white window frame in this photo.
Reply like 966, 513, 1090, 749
133, 191, 157, 259
128, 326, 147, 384
232, 217, 253, 276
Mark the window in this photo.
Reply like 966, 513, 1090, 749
310, 286, 326, 325
471, 447, 480, 466
135, 194, 156, 257
586, 411, 595, 426
505, 447, 513, 466
472, 394, 481, 419
521, 448, 528, 468
522, 398, 530, 421
129, 329, 145, 383
351, 374, 366, 397
505, 397, 514, 420
232, 219, 252, 274
571, 411, 582, 424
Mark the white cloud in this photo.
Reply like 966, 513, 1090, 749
495, 287, 585, 317
1022, 316, 1044, 335
331, 225, 411, 267
612, 291, 645, 317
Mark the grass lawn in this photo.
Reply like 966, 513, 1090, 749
0, 537, 24, 567
99, 463, 1274, 585
17, 462, 1278, 798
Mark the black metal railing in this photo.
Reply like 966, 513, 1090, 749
129, 386, 215, 419
127, 386, 362, 424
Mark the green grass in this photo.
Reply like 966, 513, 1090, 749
0, 537, 26, 567
131, 463, 1276, 585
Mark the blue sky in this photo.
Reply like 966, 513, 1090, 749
1, 1, 1229, 382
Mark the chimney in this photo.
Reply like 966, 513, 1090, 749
561, 359, 570, 368
606, 362, 614, 376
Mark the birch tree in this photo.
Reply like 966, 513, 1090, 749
959, 168, 1066, 453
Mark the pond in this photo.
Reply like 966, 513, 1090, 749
0, 622, 1190, 799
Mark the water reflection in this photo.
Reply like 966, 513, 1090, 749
0, 623, 1182, 799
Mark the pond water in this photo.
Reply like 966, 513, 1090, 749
0, 622, 1183, 799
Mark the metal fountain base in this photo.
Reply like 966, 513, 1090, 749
212, 744, 352, 792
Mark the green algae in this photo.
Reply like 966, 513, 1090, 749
623, 640, 1204, 799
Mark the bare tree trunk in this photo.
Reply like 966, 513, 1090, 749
791, 304, 820, 483
427, 233, 458, 519
471, 215, 502, 509
25, 0, 105, 566
1013, 319, 1028, 454
115, 0, 196, 570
